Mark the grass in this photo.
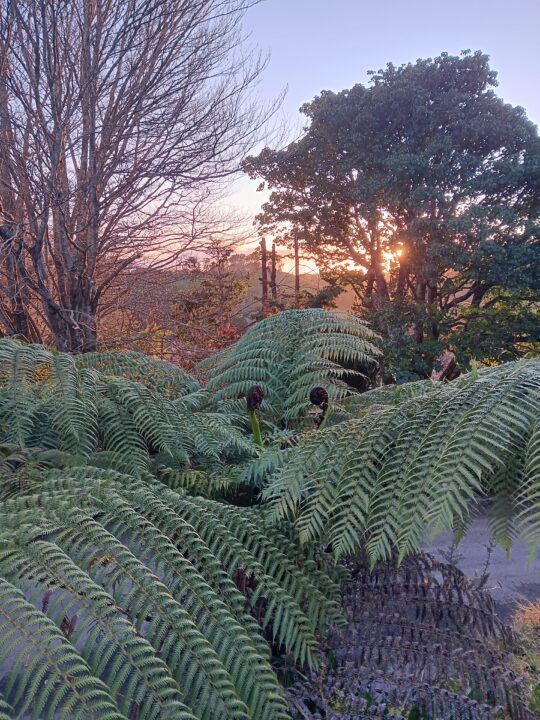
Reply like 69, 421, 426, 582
510, 601, 540, 715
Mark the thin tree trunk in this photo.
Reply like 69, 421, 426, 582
260, 236, 268, 315
294, 229, 300, 308
270, 241, 277, 302
0, 46, 31, 341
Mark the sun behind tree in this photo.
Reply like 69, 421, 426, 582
245, 51, 540, 380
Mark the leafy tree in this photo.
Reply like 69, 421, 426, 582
244, 51, 540, 378
450, 290, 540, 366
301, 280, 345, 309
172, 240, 249, 363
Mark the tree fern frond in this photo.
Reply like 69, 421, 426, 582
96, 395, 151, 474
49, 354, 99, 455
0, 470, 346, 719
156, 467, 238, 497
99, 378, 187, 463
518, 418, 540, 555
342, 376, 439, 415
199, 309, 380, 428
0, 577, 129, 720
76, 351, 199, 398
0, 340, 253, 476
181, 495, 345, 634
287, 553, 531, 720
0, 695, 14, 720
1, 539, 197, 720
262, 359, 540, 562
0, 340, 52, 446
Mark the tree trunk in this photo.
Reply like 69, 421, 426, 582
270, 241, 277, 302
426, 280, 439, 341
294, 229, 300, 308
260, 237, 268, 315
0, 49, 32, 341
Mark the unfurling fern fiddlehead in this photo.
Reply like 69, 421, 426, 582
309, 386, 329, 429
247, 385, 265, 446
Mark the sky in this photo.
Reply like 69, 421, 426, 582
227, 0, 540, 221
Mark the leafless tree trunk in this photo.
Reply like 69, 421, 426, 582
0, 0, 276, 351
0, 10, 36, 340
260, 236, 268, 314
293, 229, 300, 308
270, 240, 277, 302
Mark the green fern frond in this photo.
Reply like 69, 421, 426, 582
0, 340, 52, 446
49, 355, 99, 455
262, 359, 540, 563
0, 340, 256, 477
76, 350, 199, 398
156, 467, 238, 497
2, 539, 198, 720
518, 418, 540, 556
0, 695, 14, 720
0, 470, 344, 719
342, 376, 439, 415
0, 577, 129, 719
199, 309, 380, 428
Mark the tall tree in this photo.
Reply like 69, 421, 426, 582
244, 51, 540, 378
0, 13, 38, 341
0, 0, 274, 352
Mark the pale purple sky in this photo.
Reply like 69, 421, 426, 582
229, 0, 540, 219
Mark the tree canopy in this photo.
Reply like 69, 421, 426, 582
245, 51, 540, 378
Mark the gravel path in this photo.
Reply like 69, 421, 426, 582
427, 515, 540, 621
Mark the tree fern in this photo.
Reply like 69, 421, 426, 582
0, 578, 129, 720
0, 469, 342, 719
76, 350, 199, 398
198, 309, 380, 428
286, 553, 532, 720
0, 316, 538, 718
0, 339, 254, 478
262, 359, 540, 561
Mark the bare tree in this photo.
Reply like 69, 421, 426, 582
0, 0, 276, 351
0, 11, 41, 341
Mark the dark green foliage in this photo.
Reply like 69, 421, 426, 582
450, 292, 540, 367
0, 339, 255, 480
245, 51, 540, 379
0, 697, 14, 720
301, 283, 345, 310
0, 577, 131, 720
